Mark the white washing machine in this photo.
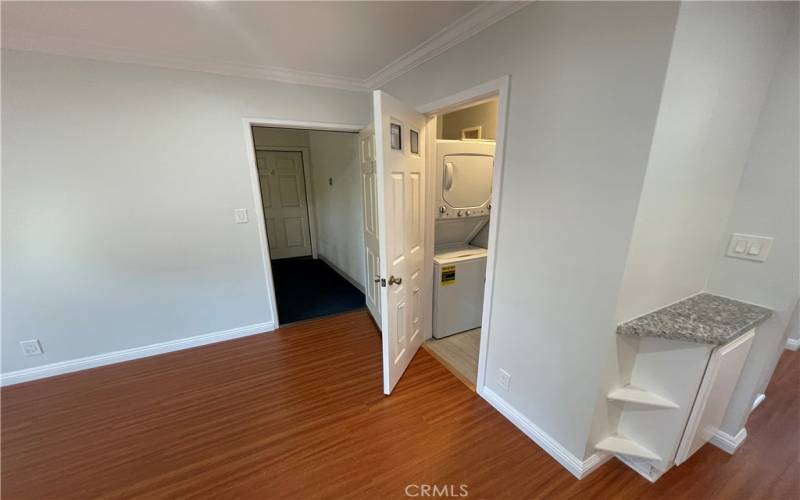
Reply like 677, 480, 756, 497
433, 245, 487, 339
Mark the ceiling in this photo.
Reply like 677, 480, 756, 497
1, 1, 527, 91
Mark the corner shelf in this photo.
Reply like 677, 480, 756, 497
607, 385, 678, 409
596, 435, 662, 461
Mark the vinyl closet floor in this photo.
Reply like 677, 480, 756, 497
423, 328, 481, 389
1, 310, 797, 499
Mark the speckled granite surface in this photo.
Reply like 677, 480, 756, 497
617, 293, 772, 345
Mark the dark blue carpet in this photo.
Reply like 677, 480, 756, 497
271, 256, 365, 324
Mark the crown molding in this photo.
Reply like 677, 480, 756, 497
1, 32, 368, 92
1, 1, 530, 92
365, 1, 530, 89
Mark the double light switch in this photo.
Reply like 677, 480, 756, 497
726, 233, 773, 262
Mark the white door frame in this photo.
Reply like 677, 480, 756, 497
416, 76, 510, 395
242, 117, 364, 327
253, 146, 318, 260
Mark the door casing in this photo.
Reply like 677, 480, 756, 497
417, 76, 511, 395
242, 118, 364, 327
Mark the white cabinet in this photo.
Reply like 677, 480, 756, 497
675, 329, 754, 464
599, 329, 755, 480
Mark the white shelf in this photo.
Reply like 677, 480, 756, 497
608, 385, 678, 409
596, 435, 662, 461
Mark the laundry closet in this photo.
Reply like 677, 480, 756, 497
424, 98, 497, 388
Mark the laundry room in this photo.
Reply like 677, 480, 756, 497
423, 97, 498, 390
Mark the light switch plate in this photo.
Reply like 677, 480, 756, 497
726, 233, 773, 262
234, 208, 249, 224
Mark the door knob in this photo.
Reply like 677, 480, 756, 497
388, 275, 402, 286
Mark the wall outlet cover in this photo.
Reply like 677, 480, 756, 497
234, 208, 249, 224
20, 339, 43, 356
498, 369, 511, 391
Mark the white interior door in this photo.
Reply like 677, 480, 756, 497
373, 90, 427, 395
360, 125, 382, 325
256, 150, 313, 260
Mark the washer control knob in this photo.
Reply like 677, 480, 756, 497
465, 210, 472, 216
457, 210, 463, 216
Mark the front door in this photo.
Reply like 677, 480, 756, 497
373, 91, 427, 395
256, 150, 313, 259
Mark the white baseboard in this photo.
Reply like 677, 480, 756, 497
751, 393, 766, 412
479, 386, 609, 479
0, 321, 275, 386
786, 338, 800, 351
318, 254, 365, 293
616, 455, 670, 483
710, 427, 747, 454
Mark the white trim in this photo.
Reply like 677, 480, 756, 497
253, 146, 319, 260
242, 117, 365, 328
709, 428, 747, 455
0, 321, 275, 386
418, 76, 510, 394
581, 451, 613, 478
318, 254, 366, 294
3, 32, 368, 92
366, 2, 529, 88
244, 117, 363, 133
751, 393, 766, 411
480, 387, 606, 479
615, 455, 670, 483
4, 3, 529, 92
785, 338, 800, 351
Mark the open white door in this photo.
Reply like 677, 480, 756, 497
373, 90, 427, 395
360, 125, 382, 325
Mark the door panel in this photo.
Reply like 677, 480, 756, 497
373, 90, 427, 395
360, 125, 382, 325
256, 150, 313, 260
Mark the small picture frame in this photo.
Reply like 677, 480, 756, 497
410, 129, 419, 154
390, 123, 402, 150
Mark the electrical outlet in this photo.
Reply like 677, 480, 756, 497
234, 208, 249, 224
20, 339, 43, 357
498, 369, 511, 391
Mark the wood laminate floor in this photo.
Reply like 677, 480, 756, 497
423, 328, 481, 389
2, 310, 798, 499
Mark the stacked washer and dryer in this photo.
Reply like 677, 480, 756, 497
432, 139, 495, 339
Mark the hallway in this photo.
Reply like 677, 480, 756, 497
1, 310, 797, 498
271, 257, 365, 324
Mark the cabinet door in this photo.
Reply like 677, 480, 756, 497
675, 329, 755, 464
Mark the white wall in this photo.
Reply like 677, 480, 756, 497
786, 300, 800, 347
1, 49, 370, 374
705, 12, 799, 436
383, 2, 680, 459
591, 1, 795, 454
308, 130, 365, 288
616, 2, 791, 323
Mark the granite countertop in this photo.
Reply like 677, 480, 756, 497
617, 293, 772, 345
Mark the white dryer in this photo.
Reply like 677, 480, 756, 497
433, 245, 487, 339
435, 140, 495, 221
434, 140, 495, 249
